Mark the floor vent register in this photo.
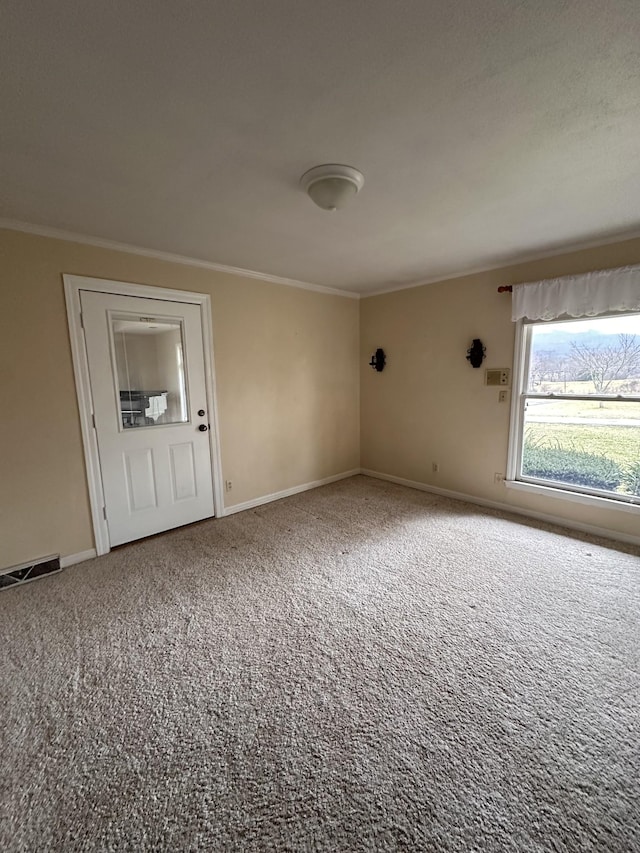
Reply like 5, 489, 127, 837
0, 555, 61, 590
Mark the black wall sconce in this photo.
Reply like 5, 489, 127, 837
466, 338, 486, 368
369, 348, 386, 372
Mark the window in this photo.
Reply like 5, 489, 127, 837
112, 316, 189, 429
508, 313, 640, 505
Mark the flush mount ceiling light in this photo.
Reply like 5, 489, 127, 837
300, 164, 365, 211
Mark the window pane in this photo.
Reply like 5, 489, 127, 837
112, 317, 188, 429
522, 399, 640, 497
527, 313, 640, 394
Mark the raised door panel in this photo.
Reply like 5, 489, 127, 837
169, 442, 197, 502
124, 448, 158, 512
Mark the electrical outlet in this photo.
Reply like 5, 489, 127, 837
432, 462, 439, 473
498, 389, 508, 403
225, 480, 232, 492
494, 472, 505, 484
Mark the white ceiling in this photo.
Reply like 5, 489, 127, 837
2, 0, 640, 295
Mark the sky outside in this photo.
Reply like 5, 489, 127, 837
534, 313, 640, 336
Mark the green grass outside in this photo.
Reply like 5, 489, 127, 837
524, 423, 639, 469
533, 379, 640, 396
527, 399, 640, 419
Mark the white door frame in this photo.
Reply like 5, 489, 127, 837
64, 274, 225, 556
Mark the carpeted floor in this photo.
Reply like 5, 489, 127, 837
1, 475, 639, 852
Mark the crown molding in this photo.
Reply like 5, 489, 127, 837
0, 218, 360, 300
4, 217, 640, 301
363, 227, 640, 298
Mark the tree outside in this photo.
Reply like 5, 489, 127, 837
523, 320, 640, 498
569, 333, 640, 395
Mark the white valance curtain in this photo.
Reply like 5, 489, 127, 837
511, 265, 640, 322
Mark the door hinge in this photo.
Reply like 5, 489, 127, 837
102, 506, 107, 520
92, 413, 96, 429
80, 312, 84, 329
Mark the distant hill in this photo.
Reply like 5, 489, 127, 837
532, 330, 636, 356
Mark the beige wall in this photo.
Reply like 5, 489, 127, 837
361, 236, 640, 541
2, 225, 638, 570
0, 229, 360, 569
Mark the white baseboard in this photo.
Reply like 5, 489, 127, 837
52, 467, 639, 564
60, 549, 97, 568
223, 469, 361, 516
361, 469, 640, 549
59, 473, 362, 563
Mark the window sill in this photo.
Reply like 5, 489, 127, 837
505, 479, 640, 514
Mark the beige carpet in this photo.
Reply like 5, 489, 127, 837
1, 475, 638, 852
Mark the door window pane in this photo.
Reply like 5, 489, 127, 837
112, 316, 188, 429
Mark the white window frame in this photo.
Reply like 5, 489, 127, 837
506, 314, 640, 513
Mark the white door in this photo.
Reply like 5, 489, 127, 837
81, 290, 216, 546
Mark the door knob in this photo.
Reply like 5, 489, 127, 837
198, 424, 208, 432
